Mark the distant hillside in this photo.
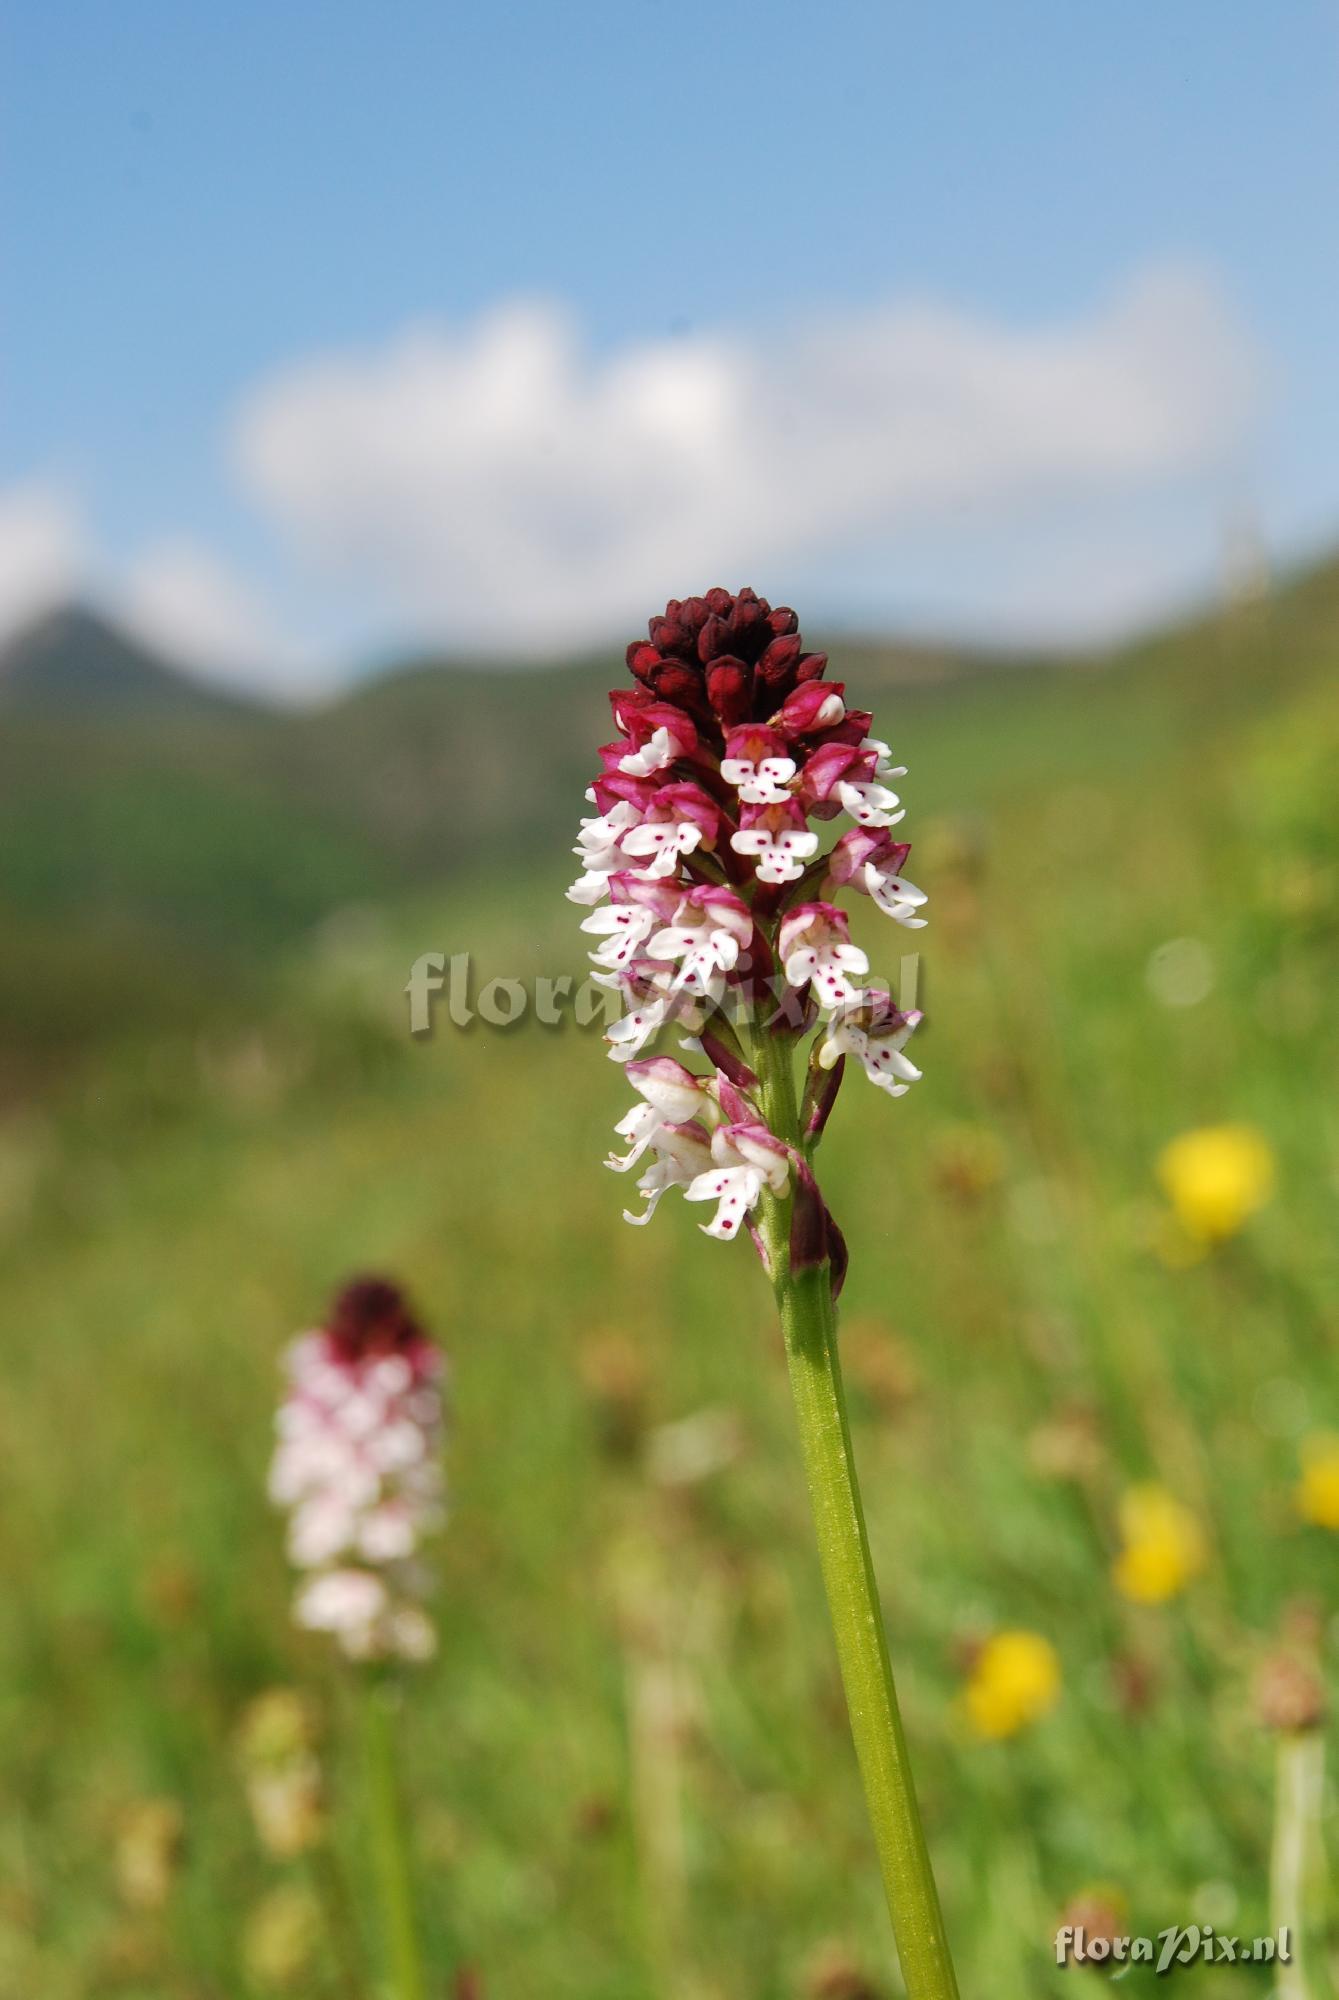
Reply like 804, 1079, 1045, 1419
0, 604, 260, 719
0, 603, 1003, 908
0, 554, 1335, 1080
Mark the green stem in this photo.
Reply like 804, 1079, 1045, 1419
362, 1674, 427, 2000
308, 1836, 368, 2000
1271, 1728, 1335, 2000
751, 1024, 960, 2000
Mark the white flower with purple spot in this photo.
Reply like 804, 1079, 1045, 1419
619, 726, 678, 777
819, 994, 923, 1096
618, 1117, 717, 1225
779, 902, 871, 1010
605, 997, 673, 1063
730, 802, 819, 884
606, 1056, 715, 1169
721, 723, 798, 805
825, 827, 928, 929
863, 862, 927, 928
567, 800, 644, 904
837, 774, 905, 829
685, 1123, 791, 1240
645, 886, 753, 1001
582, 906, 659, 971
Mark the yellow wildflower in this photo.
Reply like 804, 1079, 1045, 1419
1112, 1484, 1206, 1603
962, 1630, 1061, 1739
1295, 1435, 1339, 1530
1156, 1124, 1275, 1245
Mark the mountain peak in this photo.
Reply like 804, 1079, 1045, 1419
0, 602, 258, 719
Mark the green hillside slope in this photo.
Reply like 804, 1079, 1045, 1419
0, 560, 1336, 1082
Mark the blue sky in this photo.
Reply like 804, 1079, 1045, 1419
4, 1, 1337, 688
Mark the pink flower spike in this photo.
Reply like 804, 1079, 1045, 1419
567, 594, 951, 1964
778, 902, 870, 1011
570, 587, 931, 1227
271, 1279, 446, 1663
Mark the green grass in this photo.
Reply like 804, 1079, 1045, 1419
1, 585, 1337, 1996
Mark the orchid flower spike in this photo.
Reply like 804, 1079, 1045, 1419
570, 587, 927, 1286
570, 592, 959, 1988
270, 1277, 446, 1662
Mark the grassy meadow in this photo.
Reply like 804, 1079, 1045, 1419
1, 572, 1337, 1997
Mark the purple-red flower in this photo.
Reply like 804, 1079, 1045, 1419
569, 588, 927, 1267
270, 1277, 446, 1661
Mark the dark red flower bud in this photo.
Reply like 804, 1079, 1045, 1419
697, 614, 730, 663
726, 591, 767, 648
683, 592, 711, 640
648, 611, 688, 658
706, 658, 754, 725
627, 643, 663, 683
621, 591, 827, 740
650, 660, 710, 715
756, 632, 805, 692
326, 1276, 426, 1362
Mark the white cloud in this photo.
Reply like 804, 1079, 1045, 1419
0, 267, 1265, 689
231, 264, 1260, 652
0, 484, 87, 639
120, 539, 320, 695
